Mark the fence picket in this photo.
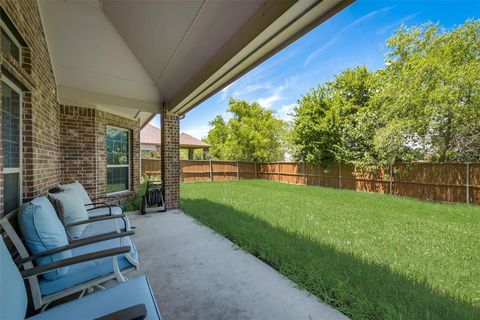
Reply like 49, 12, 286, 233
467, 162, 470, 204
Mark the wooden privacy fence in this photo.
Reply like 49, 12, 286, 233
176, 160, 480, 205
141, 159, 161, 175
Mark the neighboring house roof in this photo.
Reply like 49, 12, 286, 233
140, 124, 210, 148
140, 124, 161, 145
180, 132, 210, 148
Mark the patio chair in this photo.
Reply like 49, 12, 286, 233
0, 197, 139, 311
1, 236, 161, 320
49, 182, 132, 239
58, 181, 124, 217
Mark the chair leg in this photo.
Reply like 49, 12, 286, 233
113, 256, 127, 282
78, 289, 87, 298
40, 302, 50, 312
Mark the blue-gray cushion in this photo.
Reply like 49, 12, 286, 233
29, 276, 161, 320
60, 181, 93, 210
38, 235, 138, 295
18, 197, 72, 280
87, 205, 123, 217
80, 217, 129, 239
49, 188, 89, 238
0, 237, 28, 320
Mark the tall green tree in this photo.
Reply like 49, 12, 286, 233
205, 98, 287, 162
373, 20, 480, 163
292, 20, 480, 166
291, 66, 377, 167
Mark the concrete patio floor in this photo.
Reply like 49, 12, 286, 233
127, 210, 347, 320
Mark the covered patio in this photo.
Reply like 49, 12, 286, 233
0, 0, 353, 318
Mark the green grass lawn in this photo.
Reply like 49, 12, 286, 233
180, 180, 480, 320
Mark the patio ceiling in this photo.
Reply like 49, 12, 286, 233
38, 0, 353, 127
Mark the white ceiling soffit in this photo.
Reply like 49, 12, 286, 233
37, 0, 162, 116
101, 0, 264, 111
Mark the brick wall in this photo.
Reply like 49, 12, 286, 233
60, 105, 140, 200
59, 106, 97, 196
0, 0, 61, 217
161, 112, 180, 209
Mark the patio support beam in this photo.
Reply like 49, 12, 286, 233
160, 110, 180, 209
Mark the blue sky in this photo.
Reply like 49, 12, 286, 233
151, 0, 478, 139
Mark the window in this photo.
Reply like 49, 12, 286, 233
2, 77, 22, 214
106, 127, 130, 193
1, 21, 21, 62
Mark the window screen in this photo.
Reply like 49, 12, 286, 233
106, 127, 130, 193
3, 173, 19, 214
2, 83, 20, 168
2, 80, 21, 214
1, 29, 20, 62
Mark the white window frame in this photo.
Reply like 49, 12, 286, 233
0, 20, 22, 62
2, 75, 23, 214
106, 126, 130, 195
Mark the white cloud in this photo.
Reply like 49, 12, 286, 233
258, 94, 283, 109
305, 6, 393, 65
231, 82, 273, 98
276, 103, 297, 121
376, 12, 420, 35
256, 75, 301, 109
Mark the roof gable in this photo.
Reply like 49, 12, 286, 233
140, 124, 210, 148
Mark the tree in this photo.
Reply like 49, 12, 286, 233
292, 20, 480, 167
373, 20, 480, 163
205, 98, 287, 162
291, 66, 378, 167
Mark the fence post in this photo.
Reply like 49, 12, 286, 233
389, 164, 393, 195
277, 162, 280, 182
254, 162, 257, 179
237, 161, 240, 180
303, 161, 306, 185
466, 162, 470, 204
209, 159, 213, 182
339, 163, 342, 189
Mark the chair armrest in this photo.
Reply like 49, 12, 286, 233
21, 246, 131, 278
87, 204, 124, 217
86, 202, 110, 208
21, 230, 135, 263
65, 214, 128, 230
95, 304, 147, 320
93, 195, 121, 206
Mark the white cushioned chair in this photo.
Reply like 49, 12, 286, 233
1, 196, 139, 311
0, 236, 161, 320
50, 182, 131, 239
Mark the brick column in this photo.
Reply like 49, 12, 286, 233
161, 111, 180, 209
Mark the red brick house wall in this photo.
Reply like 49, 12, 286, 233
0, 1, 142, 216
59, 106, 97, 197
59, 105, 140, 200
0, 0, 61, 213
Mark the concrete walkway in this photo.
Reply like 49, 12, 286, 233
128, 210, 347, 320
